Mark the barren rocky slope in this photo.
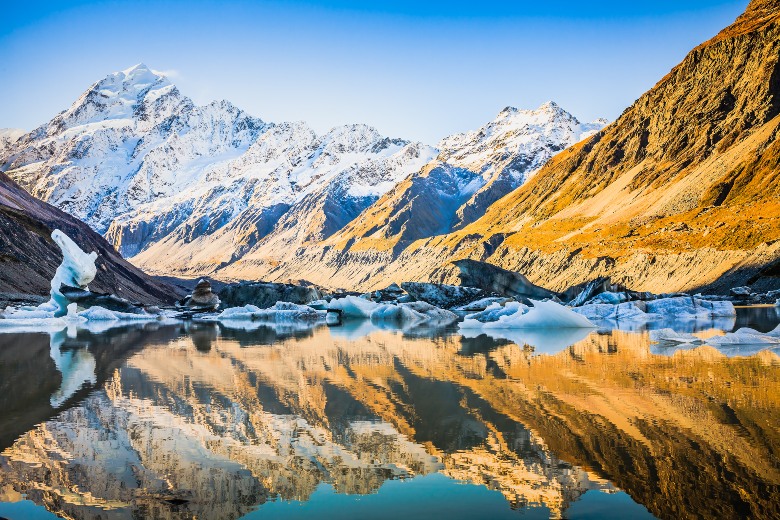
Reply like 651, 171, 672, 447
0, 172, 176, 302
220, 0, 780, 293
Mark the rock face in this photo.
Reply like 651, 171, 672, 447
218, 282, 323, 309
219, 0, 780, 294
400, 282, 486, 309
0, 171, 176, 303
453, 259, 556, 300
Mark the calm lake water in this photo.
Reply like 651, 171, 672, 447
0, 306, 778, 519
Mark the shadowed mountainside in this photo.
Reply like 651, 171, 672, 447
0, 172, 178, 303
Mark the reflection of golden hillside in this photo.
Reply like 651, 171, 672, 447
1, 326, 778, 519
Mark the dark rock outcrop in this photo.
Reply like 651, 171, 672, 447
453, 259, 555, 300
219, 282, 323, 309
400, 282, 486, 309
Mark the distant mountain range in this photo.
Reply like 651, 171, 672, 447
2, 0, 779, 295
0, 65, 604, 286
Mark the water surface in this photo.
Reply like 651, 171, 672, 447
0, 307, 778, 519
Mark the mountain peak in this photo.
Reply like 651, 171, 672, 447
122, 62, 151, 74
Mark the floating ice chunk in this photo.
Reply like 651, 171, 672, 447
328, 296, 380, 318
78, 306, 158, 321
0, 317, 68, 333
573, 302, 654, 321
454, 297, 511, 312
217, 302, 324, 322
217, 304, 264, 320
586, 292, 628, 305
460, 302, 528, 327
776, 298, 780, 307
646, 297, 735, 319
370, 301, 457, 324
460, 300, 595, 329
47, 230, 99, 317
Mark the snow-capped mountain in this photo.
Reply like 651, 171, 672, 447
1, 64, 436, 263
0, 129, 24, 157
322, 102, 607, 246
1, 64, 605, 279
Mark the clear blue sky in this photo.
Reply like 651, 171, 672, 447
1, 0, 749, 144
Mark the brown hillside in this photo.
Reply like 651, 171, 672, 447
216, 0, 780, 293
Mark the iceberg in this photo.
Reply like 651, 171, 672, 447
78, 306, 160, 321
328, 296, 379, 318
585, 291, 629, 305
328, 296, 457, 324
44, 230, 99, 317
649, 328, 705, 345
646, 297, 735, 319
216, 302, 325, 322
460, 300, 596, 330
573, 302, 653, 321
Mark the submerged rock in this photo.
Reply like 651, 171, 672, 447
452, 259, 556, 300
400, 282, 486, 309
219, 281, 322, 309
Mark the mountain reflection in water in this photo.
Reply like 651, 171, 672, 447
0, 309, 778, 520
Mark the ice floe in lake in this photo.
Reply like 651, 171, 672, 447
78, 306, 161, 321
572, 302, 656, 322
215, 302, 325, 322
327, 296, 457, 324
460, 300, 595, 330
646, 296, 735, 319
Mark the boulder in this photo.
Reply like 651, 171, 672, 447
190, 279, 221, 309
219, 281, 323, 309
400, 282, 486, 309
452, 259, 556, 300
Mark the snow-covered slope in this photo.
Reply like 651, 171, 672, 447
317, 102, 607, 247
0, 129, 25, 157
1, 64, 436, 267
1, 65, 604, 280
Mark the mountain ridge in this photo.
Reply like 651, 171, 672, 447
214, 0, 780, 293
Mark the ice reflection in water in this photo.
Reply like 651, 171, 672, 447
0, 307, 777, 520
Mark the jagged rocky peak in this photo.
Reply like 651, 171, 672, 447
438, 100, 606, 166
54, 63, 179, 130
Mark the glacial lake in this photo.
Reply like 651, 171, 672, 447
0, 306, 778, 519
